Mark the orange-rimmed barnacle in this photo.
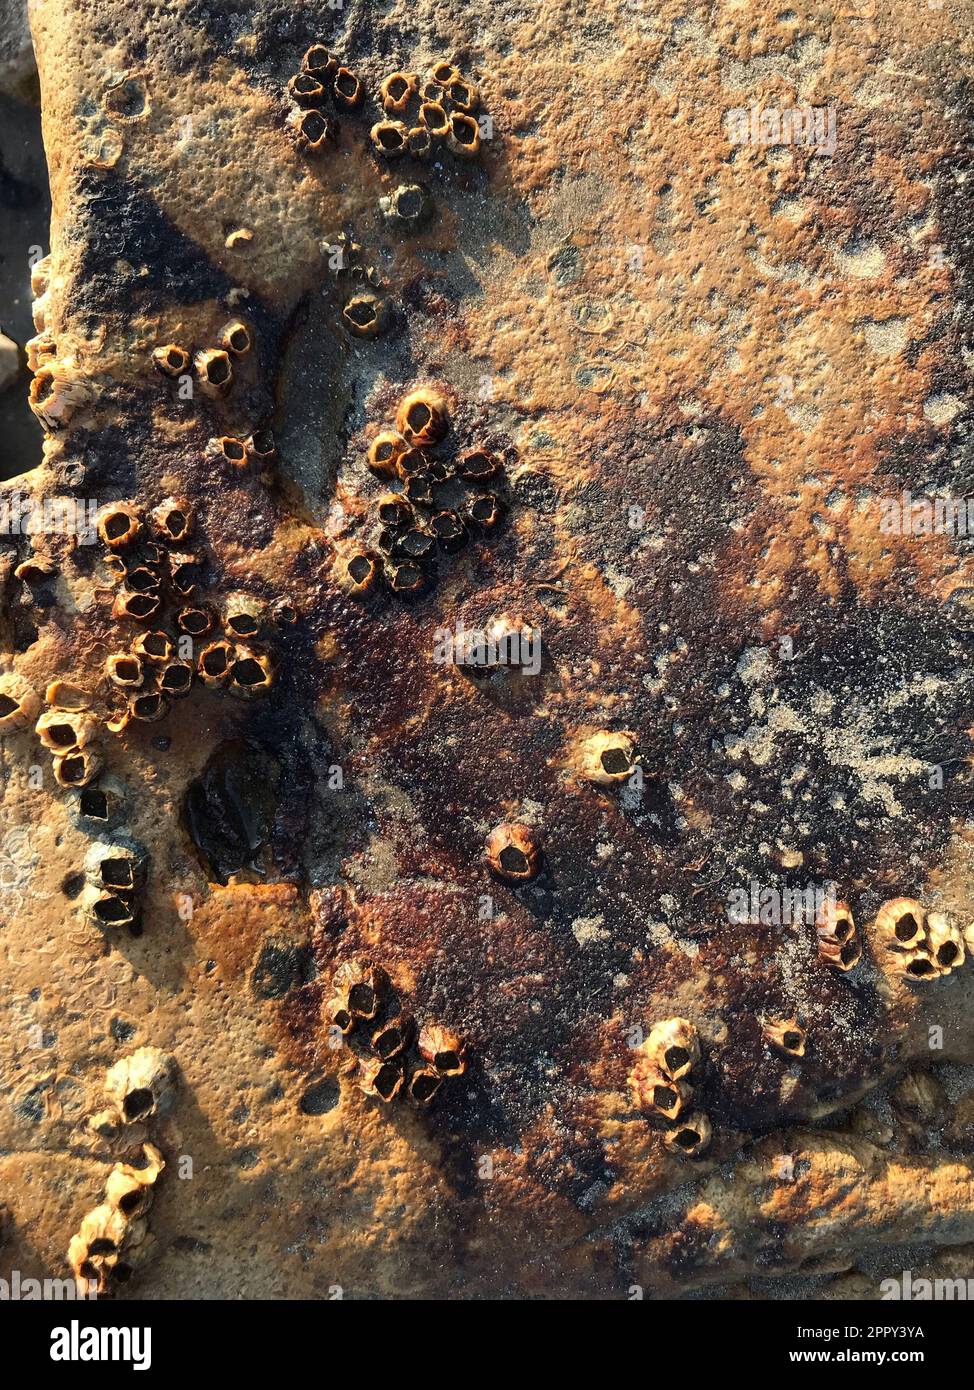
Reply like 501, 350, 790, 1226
84, 838, 148, 894
113, 590, 162, 623
159, 660, 194, 700
763, 1016, 806, 1058
380, 70, 417, 114
288, 71, 328, 107
367, 431, 407, 478
168, 552, 200, 601
663, 1112, 712, 1158
628, 1052, 693, 1121
132, 630, 172, 665
465, 492, 502, 529
447, 77, 479, 112
404, 474, 434, 508
342, 293, 390, 338
874, 897, 925, 950
417, 1023, 466, 1076
395, 446, 430, 479
379, 182, 432, 230
324, 995, 354, 1036
391, 527, 436, 563
456, 446, 500, 482
81, 883, 140, 934
816, 898, 861, 971
67, 1203, 143, 1295
407, 126, 432, 158
35, 708, 98, 752
333, 66, 364, 109
447, 111, 481, 158
485, 822, 542, 883
68, 776, 127, 833
228, 647, 274, 699
644, 1017, 700, 1081
430, 509, 467, 554
197, 640, 233, 688
386, 561, 427, 597
209, 435, 248, 468
358, 1056, 404, 1102
419, 100, 450, 137
177, 606, 213, 638
124, 565, 162, 595
301, 44, 338, 75
103, 554, 129, 582
105, 1144, 166, 1220
430, 59, 460, 85
407, 1066, 442, 1105
14, 556, 56, 584
151, 344, 190, 377
370, 119, 409, 157
0, 673, 41, 735
377, 495, 414, 531
97, 503, 142, 549
193, 348, 233, 397
219, 318, 252, 357
421, 81, 447, 105
106, 653, 145, 689
576, 730, 639, 787
333, 959, 382, 1020
245, 428, 277, 468
371, 1014, 415, 1060
127, 690, 169, 723
53, 747, 103, 788
925, 912, 965, 976
222, 594, 263, 640
105, 1046, 179, 1122
45, 681, 93, 711
289, 106, 337, 154
338, 549, 382, 599
149, 497, 192, 544
25, 332, 56, 372
395, 386, 449, 446
28, 364, 93, 431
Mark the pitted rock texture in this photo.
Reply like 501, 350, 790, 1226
1, 0, 973, 1298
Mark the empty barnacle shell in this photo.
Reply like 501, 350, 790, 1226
159, 660, 194, 699
576, 730, 639, 787
403, 473, 435, 508
127, 690, 170, 723
430, 509, 467, 553
391, 526, 437, 563
417, 1023, 466, 1076
177, 606, 213, 637
818, 931, 862, 972
407, 1066, 442, 1105
45, 681, 93, 711
386, 561, 428, 596
816, 897, 856, 945
219, 318, 252, 357
419, 100, 450, 137
25, 332, 57, 372
197, 640, 234, 687
84, 837, 148, 894
106, 653, 145, 689
228, 647, 274, 698
333, 959, 382, 1020
288, 70, 329, 107
193, 348, 233, 397
53, 748, 102, 788
421, 80, 446, 104
763, 1016, 806, 1058
664, 1111, 712, 1157
104, 1046, 178, 1122
430, 59, 460, 85
629, 1057, 693, 1120
485, 822, 542, 883
379, 182, 432, 229
113, 590, 162, 623
899, 947, 940, 982
407, 125, 432, 158
447, 76, 479, 112
333, 66, 364, 109
367, 431, 407, 479
925, 911, 965, 975
80, 883, 139, 932
371, 1014, 415, 1060
67, 777, 127, 832
874, 897, 926, 950
324, 995, 354, 1036
209, 435, 248, 467
338, 549, 382, 598
0, 673, 41, 735
358, 1056, 404, 1102
124, 564, 162, 595
222, 593, 264, 639
28, 363, 93, 431
97, 502, 142, 549
105, 1144, 166, 1219
447, 111, 481, 157
151, 343, 190, 377
246, 428, 277, 467
377, 494, 414, 530
395, 446, 430, 479
14, 556, 56, 584
68, 1202, 143, 1294
465, 492, 502, 529
301, 44, 338, 75
370, 118, 409, 157
289, 106, 337, 154
644, 1017, 700, 1081
30, 254, 50, 298
396, 386, 449, 447
132, 630, 172, 665
149, 497, 192, 544
36, 708, 98, 752
343, 293, 390, 339
88, 1106, 123, 1142
456, 446, 501, 482
380, 70, 417, 113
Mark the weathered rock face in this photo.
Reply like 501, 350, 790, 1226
1, 0, 973, 1298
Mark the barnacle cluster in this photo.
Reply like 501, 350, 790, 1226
151, 317, 252, 397
34, 682, 103, 788
320, 231, 389, 339
324, 959, 466, 1106
96, 499, 276, 722
80, 835, 149, 937
25, 255, 96, 433
874, 897, 966, 981
373, 59, 482, 162
69, 1047, 177, 1295
285, 45, 364, 154
629, 1018, 712, 1157
338, 386, 507, 599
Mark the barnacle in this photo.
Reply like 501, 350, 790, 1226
28, 362, 93, 430
209, 435, 248, 467
222, 593, 263, 639
485, 822, 542, 882
367, 431, 407, 478
874, 897, 925, 949
407, 1066, 442, 1104
127, 690, 170, 723
0, 673, 41, 735
447, 112, 481, 157
380, 71, 417, 114
358, 1056, 404, 1102
643, 1017, 700, 1081
386, 561, 427, 596
159, 660, 194, 699
377, 495, 414, 530
337, 549, 382, 598
763, 1016, 807, 1058
575, 730, 639, 786
396, 387, 449, 446
68, 1202, 147, 1295
36, 708, 98, 752
151, 344, 190, 377
113, 590, 162, 623
106, 653, 145, 688
81, 883, 140, 933
53, 747, 103, 788
370, 119, 409, 157
629, 1057, 693, 1120
197, 640, 234, 688
817, 898, 862, 971
333, 66, 364, 109
68, 777, 127, 832
343, 293, 390, 338
301, 44, 338, 75
925, 912, 965, 975
447, 77, 479, 112
419, 101, 450, 137
168, 552, 200, 599
391, 527, 437, 563
150, 498, 192, 544
228, 647, 274, 698
379, 183, 432, 229
105, 1144, 165, 1219
417, 1024, 466, 1076
219, 319, 252, 357
431, 59, 460, 86
245, 429, 277, 468
288, 71, 328, 107
84, 837, 148, 893
289, 107, 337, 154
407, 126, 432, 158
177, 606, 213, 637
104, 1046, 178, 1122
193, 348, 233, 397
97, 502, 142, 549
132, 630, 172, 665
333, 959, 382, 1020
465, 492, 502, 529
371, 1014, 415, 1060
456, 446, 501, 482
664, 1112, 712, 1157
430, 509, 467, 553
